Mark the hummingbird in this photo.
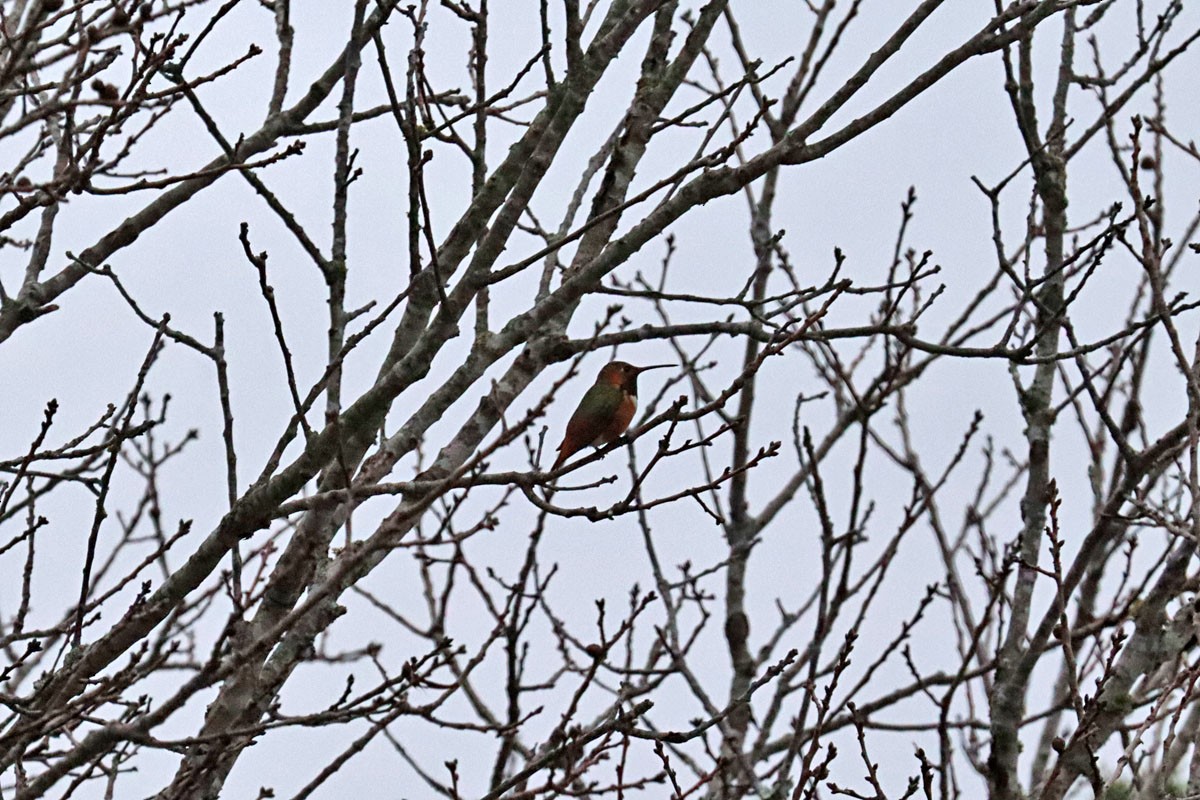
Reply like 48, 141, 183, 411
551, 361, 671, 471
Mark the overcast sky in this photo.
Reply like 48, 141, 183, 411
4, 2, 1200, 796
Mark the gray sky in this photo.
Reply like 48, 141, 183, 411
4, 1, 1200, 796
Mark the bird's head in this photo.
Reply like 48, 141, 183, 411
596, 361, 671, 393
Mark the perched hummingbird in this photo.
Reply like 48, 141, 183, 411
551, 361, 671, 471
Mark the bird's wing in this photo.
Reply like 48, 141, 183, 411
568, 383, 624, 434
565, 383, 624, 444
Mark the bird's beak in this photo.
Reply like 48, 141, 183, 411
633, 364, 672, 374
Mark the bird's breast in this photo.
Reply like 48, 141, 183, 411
591, 393, 637, 445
